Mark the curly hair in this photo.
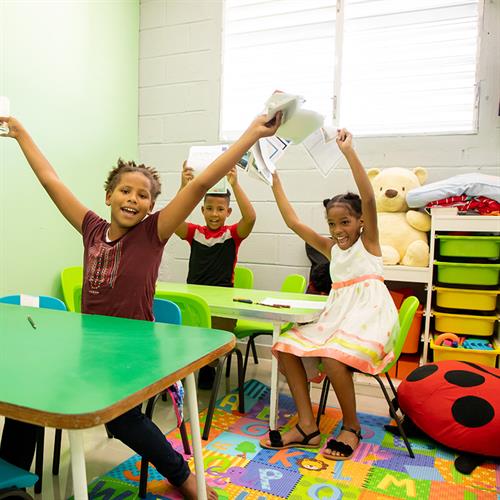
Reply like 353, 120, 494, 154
323, 192, 362, 217
104, 159, 161, 201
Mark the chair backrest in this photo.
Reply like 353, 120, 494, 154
0, 294, 67, 311
0, 457, 38, 490
74, 287, 82, 313
60, 266, 83, 312
153, 298, 182, 325
234, 266, 254, 289
280, 274, 307, 294
154, 291, 211, 328
385, 296, 420, 371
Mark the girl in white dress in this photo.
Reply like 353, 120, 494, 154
260, 129, 398, 461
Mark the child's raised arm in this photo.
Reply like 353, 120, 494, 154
227, 167, 256, 239
1, 117, 88, 233
173, 161, 194, 239
157, 113, 282, 242
272, 172, 334, 260
336, 128, 380, 256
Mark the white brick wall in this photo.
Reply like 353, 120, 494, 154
140, 0, 500, 291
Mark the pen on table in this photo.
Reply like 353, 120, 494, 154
27, 315, 37, 329
256, 303, 291, 309
232, 297, 253, 304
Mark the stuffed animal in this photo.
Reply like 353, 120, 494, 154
393, 360, 500, 474
367, 167, 431, 266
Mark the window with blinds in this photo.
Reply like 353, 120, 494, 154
220, 0, 481, 139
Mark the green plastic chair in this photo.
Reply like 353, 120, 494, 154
233, 273, 307, 377
234, 266, 254, 289
155, 290, 245, 440
154, 290, 211, 328
316, 295, 419, 458
60, 266, 83, 312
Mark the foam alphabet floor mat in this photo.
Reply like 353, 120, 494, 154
84, 379, 499, 499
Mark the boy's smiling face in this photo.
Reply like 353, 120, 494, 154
202, 195, 232, 230
106, 172, 154, 232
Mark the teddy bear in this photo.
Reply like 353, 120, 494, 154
367, 167, 431, 267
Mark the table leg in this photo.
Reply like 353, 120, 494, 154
269, 321, 282, 430
185, 373, 207, 500
68, 430, 88, 500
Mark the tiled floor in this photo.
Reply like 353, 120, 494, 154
1, 358, 389, 499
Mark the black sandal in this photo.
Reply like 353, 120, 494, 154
260, 423, 321, 450
322, 425, 362, 461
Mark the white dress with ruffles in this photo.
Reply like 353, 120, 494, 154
272, 237, 399, 381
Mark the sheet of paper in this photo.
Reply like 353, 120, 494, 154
248, 136, 291, 186
265, 92, 304, 122
277, 108, 325, 144
261, 298, 326, 310
249, 142, 274, 185
187, 145, 230, 194
263, 91, 325, 145
302, 126, 344, 177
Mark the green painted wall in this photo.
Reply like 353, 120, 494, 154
0, 1, 139, 298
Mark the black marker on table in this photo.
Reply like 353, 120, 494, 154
27, 315, 37, 329
232, 298, 253, 304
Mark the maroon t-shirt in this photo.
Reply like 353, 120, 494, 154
81, 211, 166, 321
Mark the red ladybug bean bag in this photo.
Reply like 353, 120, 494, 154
398, 360, 500, 458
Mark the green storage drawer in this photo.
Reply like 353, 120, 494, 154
436, 235, 500, 259
434, 261, 500, 286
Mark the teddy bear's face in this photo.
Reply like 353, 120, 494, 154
368, 167, 427, 213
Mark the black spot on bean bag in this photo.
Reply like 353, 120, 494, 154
452, 396, 494, 428
406, 364, 438, 382
445, 370, 485, 387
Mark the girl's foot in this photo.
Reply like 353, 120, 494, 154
260, 422, 321, 449
322, 425, 362, 461
178, 473, 218, 499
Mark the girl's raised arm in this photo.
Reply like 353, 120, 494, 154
336, 129, 380, 256
1, 117, 89, 233
272, 172, 334, 260
156, 113, 281, 242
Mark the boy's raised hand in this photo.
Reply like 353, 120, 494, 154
180, 160, 194, 189
0, 116, 24, 139
226, 166, 238, 187
245, 111, 282, 140
336, 128, 354, 154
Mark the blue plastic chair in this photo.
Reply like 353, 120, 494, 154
0, 458, 38, 499
0, 294, 66, 311
0, 294, 66, 494
153, 297, 182, 324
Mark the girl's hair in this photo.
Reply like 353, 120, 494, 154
323, 192, 362, 217
104, 159, 161, 201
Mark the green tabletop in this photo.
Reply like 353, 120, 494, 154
156, 282, 327, 322
0, 303, 234, 428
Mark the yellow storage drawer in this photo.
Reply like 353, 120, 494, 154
434, 287, 500, 312
433, 310, 498, 336
430, 336, 499, 367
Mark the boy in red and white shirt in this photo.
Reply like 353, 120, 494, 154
175, 164, 256, 388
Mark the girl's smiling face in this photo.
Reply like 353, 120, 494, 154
106, 172, 154, 232
326, 203, 363, 250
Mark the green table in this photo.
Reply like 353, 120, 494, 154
0, 303, 234, 500
156, 282, 327, 429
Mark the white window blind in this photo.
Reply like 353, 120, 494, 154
220, 0, 481, 139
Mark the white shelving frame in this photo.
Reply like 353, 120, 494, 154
422, 208, 500, 363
